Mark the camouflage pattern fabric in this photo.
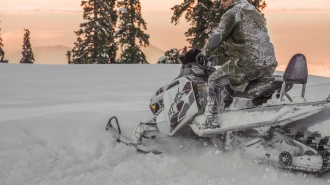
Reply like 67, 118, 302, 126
207, 75, 230, 114
202, 0, 277, 92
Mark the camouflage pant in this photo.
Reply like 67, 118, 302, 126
206, 67, 230, 115
208, 61, 231, 83
210, 60, 250, 92
207, 60, 254, 114
207, 59, 275, 115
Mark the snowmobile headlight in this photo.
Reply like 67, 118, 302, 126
150, 103, 157, 114
150, 103, 160, 115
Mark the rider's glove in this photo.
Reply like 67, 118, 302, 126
195, 52, 204, 64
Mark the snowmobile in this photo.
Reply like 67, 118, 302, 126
106, 51, 330, 174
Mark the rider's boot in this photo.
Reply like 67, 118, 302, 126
203, 84, 226, 129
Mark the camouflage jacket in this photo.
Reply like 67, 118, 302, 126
202, 0, 277, 91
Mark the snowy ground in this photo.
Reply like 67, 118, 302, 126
1, 64, 330, 185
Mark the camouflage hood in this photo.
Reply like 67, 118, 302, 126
202, 0, 277, 90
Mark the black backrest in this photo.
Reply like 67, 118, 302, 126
283, 54, 308, 84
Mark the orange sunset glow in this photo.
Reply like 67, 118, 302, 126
0, 0, 329, 69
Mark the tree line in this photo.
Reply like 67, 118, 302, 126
0, 21, 8, 63
0, 25, 34, 64
0, 0, 267, 64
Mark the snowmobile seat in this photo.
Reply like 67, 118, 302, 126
228, 54, 308, 103
222, 76, 289, 107
228, 75, 284, 100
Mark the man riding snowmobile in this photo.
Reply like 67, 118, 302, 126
196, 0, 278, 129
106, 0, 330, 174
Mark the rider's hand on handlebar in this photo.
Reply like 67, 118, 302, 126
195, 53, 205, 64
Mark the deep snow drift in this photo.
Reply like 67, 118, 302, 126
1, 64, 330, 185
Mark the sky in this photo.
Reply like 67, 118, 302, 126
0, 0, 329, 65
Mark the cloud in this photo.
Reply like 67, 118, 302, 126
265, 0, 330, 11
2, 30, 71, 50
0, 1, 81, 14
1, 0, 330, 14
4, 30, 69, 39
2, 30, 23, 42
31, 31, 65, 39
139, 0, 330, 12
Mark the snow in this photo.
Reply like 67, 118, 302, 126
1, 64, 330, 185
118, 8, 127, 14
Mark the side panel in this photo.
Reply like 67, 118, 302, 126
156, 77, 199, 136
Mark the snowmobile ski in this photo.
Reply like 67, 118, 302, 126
106, 116, 162, 154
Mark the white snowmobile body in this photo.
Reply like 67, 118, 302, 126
107, 51, 330, 173
149, 53, 330, 137
143, 52, 330, 173
149, 77, 199, 136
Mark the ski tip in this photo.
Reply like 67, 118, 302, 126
137, 148, 162, 155
136, 144, 163, 155
106, 116, 121, 134
152, 150, 163, 155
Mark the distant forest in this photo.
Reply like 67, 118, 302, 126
5, 45, 165, 64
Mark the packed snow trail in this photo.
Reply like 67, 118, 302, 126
1, 64, 330, 185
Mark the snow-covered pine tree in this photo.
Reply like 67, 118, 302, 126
247, 0, 267, 19
66, 50, 73, 64
72, 0, 118, 64
116, 0, 150, 64
171, 0, 215, 49
165, 48, 180, 64
0, 22, 8, 63
157, 47, 187, 64
20, 29, 35, 64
